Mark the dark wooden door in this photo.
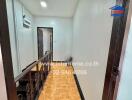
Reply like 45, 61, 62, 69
37, 28, 44, 59
102, 0, 130, 100
49, 28, 53, 61
0, 0, 17, 99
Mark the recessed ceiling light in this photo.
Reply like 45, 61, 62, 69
40, 0, 47, 8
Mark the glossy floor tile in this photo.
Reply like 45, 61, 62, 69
38, 63, 81, 100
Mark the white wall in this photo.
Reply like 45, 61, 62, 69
72, 0, 115, 100
6, 0, 73, 76
6, 0, 20, 77
34, 17, 73, 61
6, 0, 36, 77
117, 17, 132, 100
13, 0, 36, 71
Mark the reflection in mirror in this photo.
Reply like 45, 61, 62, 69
6, 0, 77, 99
6, 0, 75, 78
5, 0, 116, 99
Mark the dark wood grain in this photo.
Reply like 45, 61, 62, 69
15, 52, 51, 82
37, 28, 44, 59
37, 27, 53, 61
16, 56, 50, 99
102, 0, 130, 100
0, 0, 17, 99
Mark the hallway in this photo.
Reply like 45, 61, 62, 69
0, 0, 131, 100
38, 63, 81, 100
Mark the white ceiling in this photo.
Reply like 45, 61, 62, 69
19, 0, 79, 18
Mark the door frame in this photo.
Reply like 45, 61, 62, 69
37, 28, 44, 59
0, 0, 17, 99
102, 0, 132, 100
37, 27, 53, 61
1, 0, 132, 99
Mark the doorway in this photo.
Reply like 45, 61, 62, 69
37, 27, 53, 60
102, 0, 130, 100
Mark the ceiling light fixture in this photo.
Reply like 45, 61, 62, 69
40, 0, 47, 8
